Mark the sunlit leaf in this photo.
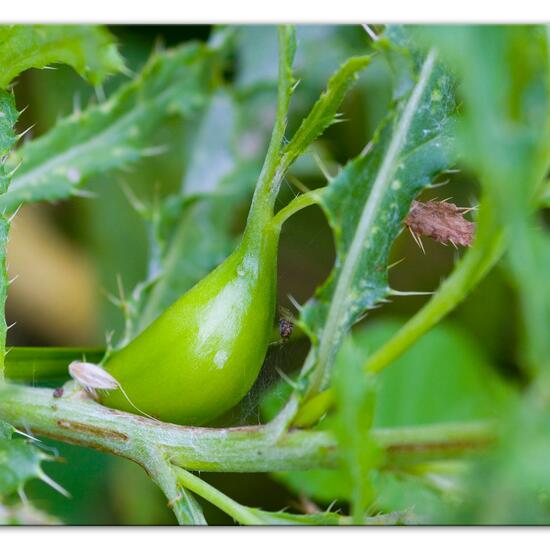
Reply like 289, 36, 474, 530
0, 25, 125, 89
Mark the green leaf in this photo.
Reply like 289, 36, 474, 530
4, 346, 104, 382
361, 319, 512, 427
279, 55, 371, 171
0, 90, 19, 380
261, 319, 508, 512
297, 27, 457, 395
0, 90, 18, 156
0, 42, 215, 213
418, 24, 550, 525
331, 351, 381, 523
134, 91, 260, 332
418, 25, 550, 376
0, 439, 46, 496
0, 25, 125, 89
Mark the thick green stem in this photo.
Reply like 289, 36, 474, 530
245, 25, 295, 226
0, 384, 494, 472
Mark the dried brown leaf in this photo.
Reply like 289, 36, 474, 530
404, 200, 475, 247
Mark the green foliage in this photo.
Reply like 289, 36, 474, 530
0, 42, 217, 213
279, 55, 371, 172
415, 23, 550, 524
364, 319, 512, 427
260, 319, 508, 514
297, 27, 457, 395
0, 90, 19, 379
129, 28, 370, 337
419, 25, 550, 376
0, 438, 47, 496
0, 25, 124, 89
0, 91, 18, 155
452, 402, 550, 524
332, 349, 381, 522
0, 408, 61, 512
3, 23, 550, 526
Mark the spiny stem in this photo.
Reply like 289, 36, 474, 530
246, 25, 295, 225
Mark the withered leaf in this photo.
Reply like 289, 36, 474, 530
405, 200, 475, 247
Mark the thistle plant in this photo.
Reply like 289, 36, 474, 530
1, 23, 550, 525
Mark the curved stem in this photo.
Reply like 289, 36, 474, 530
271, 189, 323, 230
174, 467, 263, 525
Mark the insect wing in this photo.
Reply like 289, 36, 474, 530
69, 361, 119, 390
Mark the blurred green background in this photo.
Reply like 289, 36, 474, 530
7, 25, 520, 524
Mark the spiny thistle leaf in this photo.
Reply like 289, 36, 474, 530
0, 90, 19, 379
0, 436, 69, 502
0, 438, 47, 496
129, 29, 370, 337
0, 25, 125, 89
134, 92, 264, 334
297, 26, 458, 392
0, 43, 216, 213
0, 91, 19, 156
280, 55, 371, 171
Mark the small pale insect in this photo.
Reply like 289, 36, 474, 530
68, 361, 158, 420
69, 361, 119, 399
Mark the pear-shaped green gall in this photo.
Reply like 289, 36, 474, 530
99, 201, 279, 426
